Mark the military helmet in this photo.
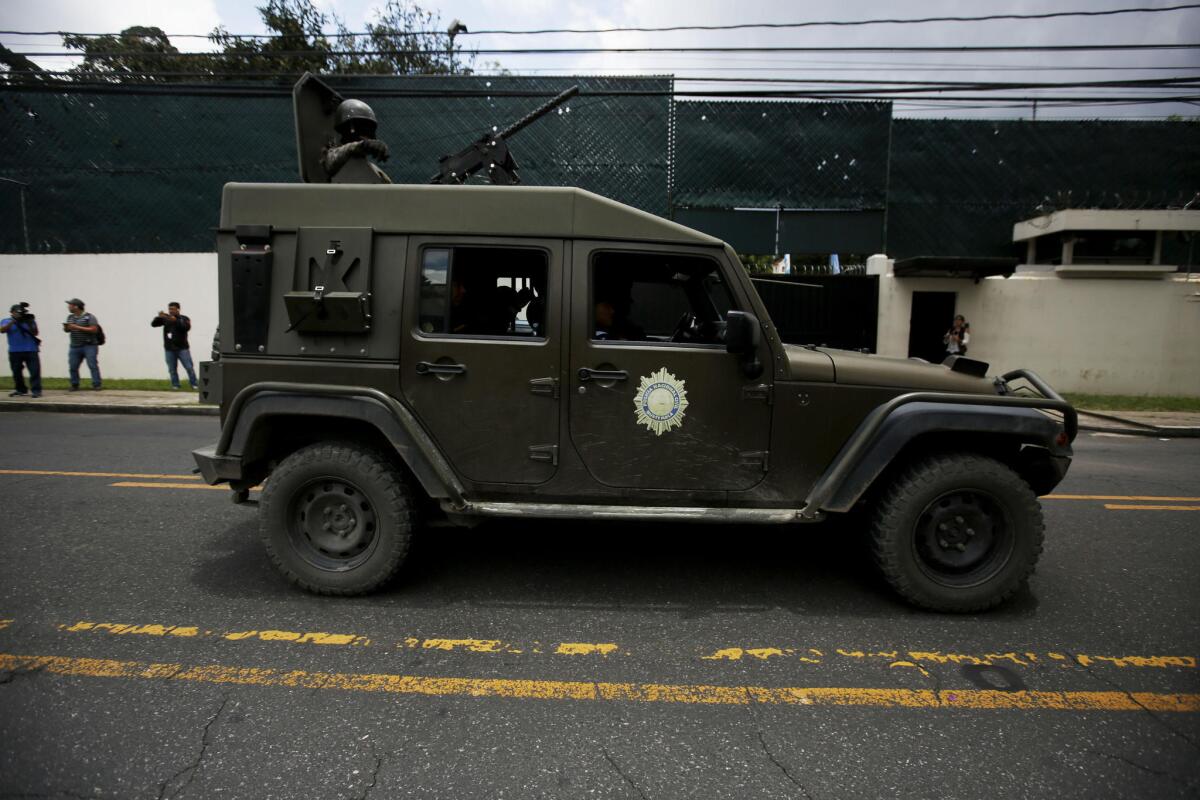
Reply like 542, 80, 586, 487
334, 99, 378, 137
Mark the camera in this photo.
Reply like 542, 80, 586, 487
10, 302, 34, 321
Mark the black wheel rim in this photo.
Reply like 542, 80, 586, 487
911, 489, 1014, 588
286, 477, 379, 572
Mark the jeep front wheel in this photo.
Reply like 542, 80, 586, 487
870, 453, 1043, 612
259, 442, 414, 595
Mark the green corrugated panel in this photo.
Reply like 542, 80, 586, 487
887, 118, 1200, 258
671, 100, 891, 210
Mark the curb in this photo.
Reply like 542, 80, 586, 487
1079, 424, 1200, 438
1077, 409, 1200, 439
0, 401, 218, 416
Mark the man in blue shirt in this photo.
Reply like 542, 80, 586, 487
1, 302, 42, 398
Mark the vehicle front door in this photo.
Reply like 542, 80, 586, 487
401, 237, 561, 485
568, 243, 773, 492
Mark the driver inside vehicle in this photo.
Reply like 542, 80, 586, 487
594, 296, 645, 341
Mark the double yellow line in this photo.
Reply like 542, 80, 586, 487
2, 653, 1197, 712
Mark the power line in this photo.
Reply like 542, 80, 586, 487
6, 69, 1195, 91
3, 79, 1194, 104
12, 43, 1200, 59
1, 3, 1197, 39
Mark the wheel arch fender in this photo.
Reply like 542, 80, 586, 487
809, 402, 1071, 515
216, 383, 465, 506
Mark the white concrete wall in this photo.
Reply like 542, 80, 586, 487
1, 253, 217, 380
875, 267, 1200, 396
4, 252, 1198, 395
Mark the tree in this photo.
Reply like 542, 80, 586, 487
331, 1, 473, 75
58, 0, 473, 82
63, 26, 215, 82
208, 0, 335, 78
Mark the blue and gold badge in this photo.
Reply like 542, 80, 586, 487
633, 368, 689, 436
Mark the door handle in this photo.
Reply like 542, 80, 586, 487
415, 361, 466, 376
578, 367, 628, 382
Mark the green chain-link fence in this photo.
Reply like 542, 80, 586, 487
671, 99, 891, 211
0, 76, 671, 252
887, 118, 1200, 259
1, 77, 1197, 256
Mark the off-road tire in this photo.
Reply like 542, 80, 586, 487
259, 441, 414, 595
870, 453, 1043, 613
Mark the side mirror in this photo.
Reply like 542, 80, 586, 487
725, 310, 764, 379
725, 310, 760, 355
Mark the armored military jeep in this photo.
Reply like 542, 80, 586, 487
194, 178, 1076, 612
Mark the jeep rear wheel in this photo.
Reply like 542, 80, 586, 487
870, 453, 1043, 612
259, 442, 414, 595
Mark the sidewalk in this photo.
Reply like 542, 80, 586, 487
0, 388, 217, 416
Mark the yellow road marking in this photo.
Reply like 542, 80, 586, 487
0, 469, 200, 480
1103, 504, 1200, 511
49, 620, 1199, 670
224, 630, 369, 646
58, 620, 611, 657
699, 647, 1196, 670
1046, 494, 1200, 502
1, 653, 1197, 712
556, 643, 619, 656
410, 638, 508, 653
62, 621, 367, 647
110, 482, 232, 491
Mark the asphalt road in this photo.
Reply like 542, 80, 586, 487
0, 412, 1197, 799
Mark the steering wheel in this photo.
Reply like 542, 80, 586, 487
670, 311, 697, 342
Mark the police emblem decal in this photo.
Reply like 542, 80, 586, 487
633, 368, 690, 436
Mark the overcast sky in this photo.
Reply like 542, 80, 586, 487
2, 0, 1198, 118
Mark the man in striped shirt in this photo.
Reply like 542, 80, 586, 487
63, 298, 102, 391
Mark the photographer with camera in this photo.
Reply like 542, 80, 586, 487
151, 301, 198, 390
1, 302, 42, 398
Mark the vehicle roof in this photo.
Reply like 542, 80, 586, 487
220, 183, 723, 247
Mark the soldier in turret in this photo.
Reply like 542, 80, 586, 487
321, 99, 392, 184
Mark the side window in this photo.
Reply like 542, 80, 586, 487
419, 246, 549, 338
591, 251, 734, 345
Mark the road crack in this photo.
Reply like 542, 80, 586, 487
353, 742, 382, 800
602, 748, 648, 800
756, 731, 814, 800
156, 695, 228, 800
0, 663, 45, 686
1076, 661, 1200, 754
1087, 749, 1199, 790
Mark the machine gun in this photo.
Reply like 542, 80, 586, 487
429, 85, 579, 186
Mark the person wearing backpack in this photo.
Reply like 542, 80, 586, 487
63, 298, 102, 391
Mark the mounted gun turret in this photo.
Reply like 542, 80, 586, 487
430, 85, 579, 185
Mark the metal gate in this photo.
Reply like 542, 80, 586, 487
751, 274, 879, 353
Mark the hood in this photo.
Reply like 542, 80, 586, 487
819, 347, 997, 393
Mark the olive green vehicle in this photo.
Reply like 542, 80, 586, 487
193, 179, 1077, 613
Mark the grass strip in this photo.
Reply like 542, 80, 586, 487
1063, 393, 1200, 413
0, 377, 185, 391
